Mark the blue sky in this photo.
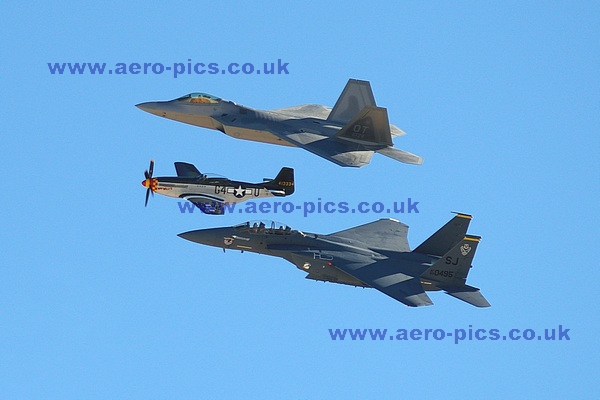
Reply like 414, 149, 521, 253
1, 1, 599, 398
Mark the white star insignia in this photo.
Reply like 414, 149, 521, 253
234, 185, 246, 197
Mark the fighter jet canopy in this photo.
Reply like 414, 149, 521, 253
176, 93, 222, 104
234, 220, 294, 234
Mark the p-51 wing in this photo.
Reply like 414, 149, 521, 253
183, 196, 226, 215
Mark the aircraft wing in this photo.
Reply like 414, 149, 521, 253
260, 103, 420, 167
272, 129, 375, 167
269, 104, 332, 119
331, 259, 433, 307
274, 244, 432, 306
183, 196, 225, 215
210, 114, 373, 167
273, 126, 424, 167
372, 276, 433, 307
270, 105, 406, 138
327, 219, 410, 252
322, 218, 433, 305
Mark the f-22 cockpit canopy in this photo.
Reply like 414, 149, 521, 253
176, 93, 222, 104
234, 220, 294, 235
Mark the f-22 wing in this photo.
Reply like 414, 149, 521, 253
254, 112, 424, 168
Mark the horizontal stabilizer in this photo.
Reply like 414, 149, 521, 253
329, 259, 433, 307
327, 219, 410, 252
376, 147, 423, 165
442, 285, 490, 308
174, 162, 201, 178
383, 277, 433, 307
390, 124, 406, 138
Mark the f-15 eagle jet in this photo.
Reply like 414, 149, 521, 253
137, 79, 423, 168
141, 160, 294, 215
178, 213, 490, 307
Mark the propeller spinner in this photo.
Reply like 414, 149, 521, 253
142, 160, 157, 206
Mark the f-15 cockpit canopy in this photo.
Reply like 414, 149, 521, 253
176, 93, 221, 104
234, 220, 294, 235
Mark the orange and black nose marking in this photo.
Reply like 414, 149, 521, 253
141, 178, 158, 191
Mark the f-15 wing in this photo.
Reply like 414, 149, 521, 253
330, 258, 433, 307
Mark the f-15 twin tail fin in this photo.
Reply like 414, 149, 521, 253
413, 213, 473, 257
421, 235, 490, 308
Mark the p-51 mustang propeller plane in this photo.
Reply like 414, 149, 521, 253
178, 213, 490, 307
142, 160, 294, 215
137, 79, 423, 168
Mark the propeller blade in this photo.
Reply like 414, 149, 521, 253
144, 160, 156, 207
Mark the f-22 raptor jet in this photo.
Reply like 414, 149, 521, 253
178, 213, 490, 307
142, 160, 294, 215
137, 79, 423, 168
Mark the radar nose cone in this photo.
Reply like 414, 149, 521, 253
177, 229, 217, 246
136, 101, 166, 115
178, 231, 198, 243
135, 102, 151, 110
